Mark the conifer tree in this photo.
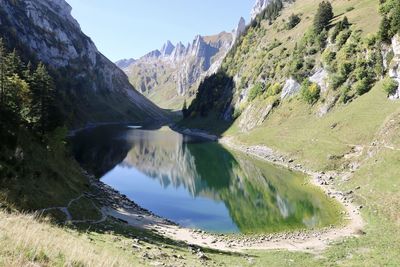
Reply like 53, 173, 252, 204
30, 63, 55, 134
314, 1, 334, 34
0, 39, 6, 107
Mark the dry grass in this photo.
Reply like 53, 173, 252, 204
0, 211, 135, 267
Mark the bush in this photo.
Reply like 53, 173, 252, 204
353, 78, 373, 95
300, 79, 321, 104
266, 83, 282, 96
248, 83, 264, 101
286, 14, 301, 30
338, 61, 354, 77
336, 30, 352, 48
339, 85, 351, 103
383, 77, 399, 96
330, 74, 347, 90
331, 17, 351, 43
322, 50, 336, 66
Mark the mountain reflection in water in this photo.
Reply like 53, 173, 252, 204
72, 126, 339, 233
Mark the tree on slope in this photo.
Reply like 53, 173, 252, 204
314, 1, 334, 34
30, 63, 55, 134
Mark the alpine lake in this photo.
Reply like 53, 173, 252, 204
71, 125, 341, 234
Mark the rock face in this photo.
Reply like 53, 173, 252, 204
309, 68, 329, 92
117, 30, 240, 109
0, 0, 164, 125
251, 0, 272, 20
239, 102, 273, 132
234, 17, 247, 41
281, 78, 301, 99
389, 35, 400, 100
115, 58, 136, 69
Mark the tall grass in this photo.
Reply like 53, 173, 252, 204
0, 210, 133, 267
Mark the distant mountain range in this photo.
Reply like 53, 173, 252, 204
116, 17, 246, 110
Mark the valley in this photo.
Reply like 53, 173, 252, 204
0, 0, 400, 266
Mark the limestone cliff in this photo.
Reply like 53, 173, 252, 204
0, 0, 165, 125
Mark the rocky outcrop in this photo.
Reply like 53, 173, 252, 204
234, 17, 246, 41
251, 0, 272, 20
388, 35, 400, 100
118, 31, 235, 109
160, 40, 175, 57
309, 68, 329, 92
281, 78, 301, 99
115, 58, 136, 69
239, 102, 273, 132
0, 0, 164, 125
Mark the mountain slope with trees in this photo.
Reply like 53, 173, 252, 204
0, 0, 166, 127
179, 0, 400, 265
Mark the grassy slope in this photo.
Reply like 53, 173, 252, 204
180, 0, 400, 265
0, 126, 88, 210
218, 1, 400, 265
229, 82, 399, 170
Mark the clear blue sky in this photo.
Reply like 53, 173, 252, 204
65, 0, 254, 62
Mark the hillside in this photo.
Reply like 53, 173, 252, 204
117, 23, 245, 110
1, 0, 400, 266
0, 0, 165, 127
178, 0, 400, 265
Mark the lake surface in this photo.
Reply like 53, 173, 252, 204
72, 125, 339, 234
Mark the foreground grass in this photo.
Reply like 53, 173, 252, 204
0, 211, 137, 267
0, 210, 255, 267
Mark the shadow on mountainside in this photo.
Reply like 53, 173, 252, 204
178, 70, 236, 137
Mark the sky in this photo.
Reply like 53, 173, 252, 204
65, 0, 254, 62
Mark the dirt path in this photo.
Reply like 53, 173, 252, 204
39, 193, 107, 225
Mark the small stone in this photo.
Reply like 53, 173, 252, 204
197, 252, 209, 260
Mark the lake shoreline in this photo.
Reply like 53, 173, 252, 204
65, 126, 364, 253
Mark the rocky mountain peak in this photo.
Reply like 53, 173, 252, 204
143, 49, 161, 60
161, 40, 175, 57
234, 17, 247, 40
26, 0, 80, 29
171, 42, 187, 61
251, 0, 272, 20
115, 58, 136, 69
117, 30, 234, 108
191, 35, 207, 57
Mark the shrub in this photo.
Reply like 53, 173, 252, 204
248, 83, 264, 101
339, 85, 351, 103
322, 49, 336, 67
383, 77, 399, 96
301, 79, 321, 104
331, 17, 351, 43
286, 14, 301, 30
353, 78, 373, 95
266, 83, 282, 96
378, 15, 391, 42
336, 30, 352, 48
330, 74, 347, 90
338, 61, 354, 76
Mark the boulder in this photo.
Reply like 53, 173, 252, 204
281, 78, 300, 99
